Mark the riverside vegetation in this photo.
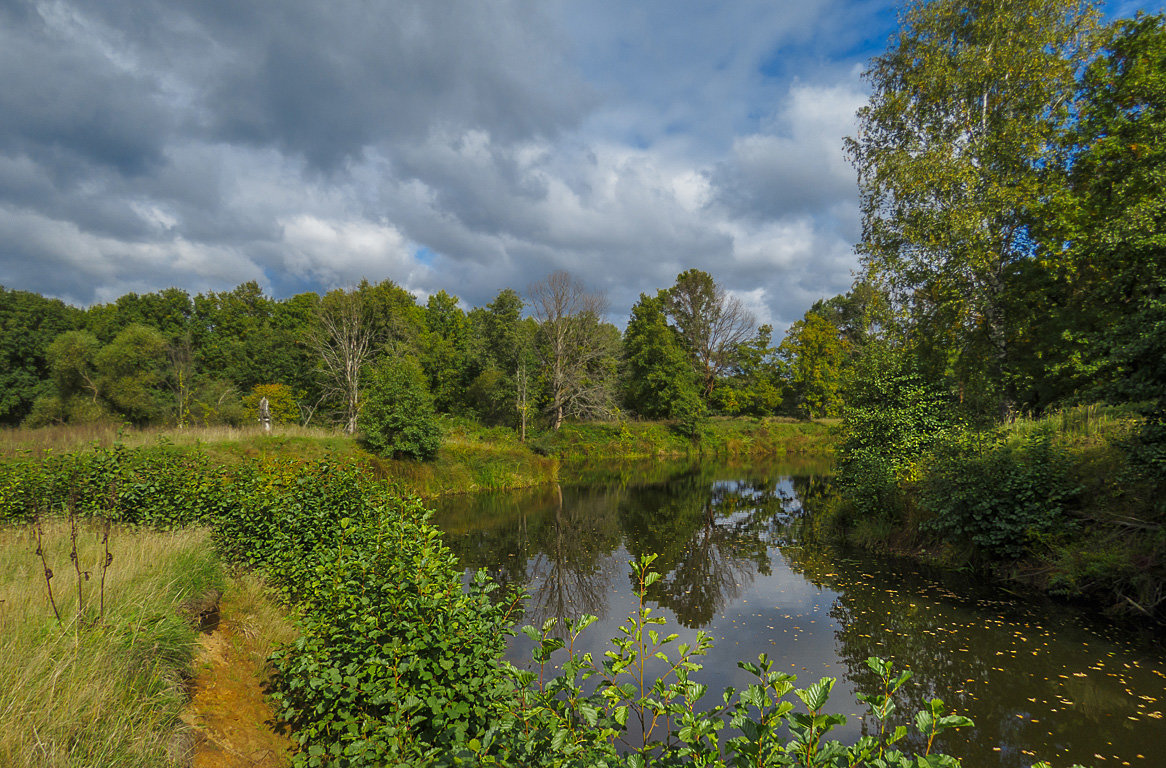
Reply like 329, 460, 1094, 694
0, 447, 1003, 768
0, 430, 1102, 768
821, 353, 1166, 622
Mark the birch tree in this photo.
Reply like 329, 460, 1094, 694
846, 0, 1099, 420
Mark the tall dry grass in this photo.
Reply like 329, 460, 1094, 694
0, 422, 346, 457
0, 521, 223, 767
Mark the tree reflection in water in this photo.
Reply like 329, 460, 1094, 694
525, 483, 622, 625
433, 460, 806, 629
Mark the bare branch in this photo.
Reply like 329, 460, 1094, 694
308, 288, 377, 433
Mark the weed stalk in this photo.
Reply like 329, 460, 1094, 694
33, 506, 62, 625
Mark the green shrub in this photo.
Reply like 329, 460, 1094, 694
243, 383, 300, 425
359, 356, 442, 461
836, 354, 953, 522
922, 429, 1078, 560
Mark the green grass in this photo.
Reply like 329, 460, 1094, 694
0, 415, 835, 500
545, 417, 835, 460
0, 521, 223, 768
0, 421, 350, 458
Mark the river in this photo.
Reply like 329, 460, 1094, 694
430, 458, 1166, 767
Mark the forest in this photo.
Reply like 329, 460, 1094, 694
0, 268, 796, 440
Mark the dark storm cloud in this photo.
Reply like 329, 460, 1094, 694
0, 0, 595, 306
0, 3, 171, 177
169, 0, 590, 169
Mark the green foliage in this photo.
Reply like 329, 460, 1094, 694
0, 286, 82, 425
95, 324, 170, 425
622, 292, 705, 428
359, 356, 442, 460
779, 314, 848, 419
1056, 14, 1166, 480
663, 269, 756, 401
243, 383, 301, 425
836, 350, 953, 521
422, 290, 474, 414
712, 325, 783, 418
922, 429, 1078, 560
847, 0, 1101, 419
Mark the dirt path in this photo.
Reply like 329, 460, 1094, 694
181, 580, 295, 768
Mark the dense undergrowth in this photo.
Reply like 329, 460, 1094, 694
826, 396, 1165, 621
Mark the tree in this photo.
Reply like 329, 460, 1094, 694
528, 271, 618, 429
847, 0, 1100, 421
1058, 14, 1166, 471
95, 324, 169, 425
0, 287, 81, 425
662, 269, 755, 399
779, 313, 849, 418
190, 281, 275, 391
421, 290, 471, 414
622, 292, 704, 423
47, 330, 102, 404
711, 325, 783, 417
466, 288, 537, 428
359, 356, 441, 461
310, 288, 376, 433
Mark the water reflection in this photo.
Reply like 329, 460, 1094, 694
430, 459, 1166, 768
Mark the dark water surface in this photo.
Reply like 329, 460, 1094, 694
430, 459, 1166, 767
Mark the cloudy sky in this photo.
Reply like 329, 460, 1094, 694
0, 0, 1151, 329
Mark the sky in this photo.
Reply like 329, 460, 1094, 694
0, 0, 1154, 330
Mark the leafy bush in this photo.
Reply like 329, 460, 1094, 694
836, 353, 953, 522
359, 356, 442, 460
243, 383, 300, 425
922, 430, 1078, 560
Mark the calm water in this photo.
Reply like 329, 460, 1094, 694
430, 460, 1166, 767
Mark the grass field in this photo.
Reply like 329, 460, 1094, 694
0, 521, 222, 767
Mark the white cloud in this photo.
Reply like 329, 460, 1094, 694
279, 215, 427, 290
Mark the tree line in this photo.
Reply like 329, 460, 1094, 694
0, 267, 842, 439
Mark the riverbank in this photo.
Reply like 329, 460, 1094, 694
0, 417, 833, 765
0, 415, 832, 501
544, 416, 835, 461
821, 405, 1165, 623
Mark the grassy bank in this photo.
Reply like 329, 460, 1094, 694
0, 415, 833, 501
544, 416, 836, 461
0, 418, 559, 501
0, 522, 222, 767
824, 404, 1165, 620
